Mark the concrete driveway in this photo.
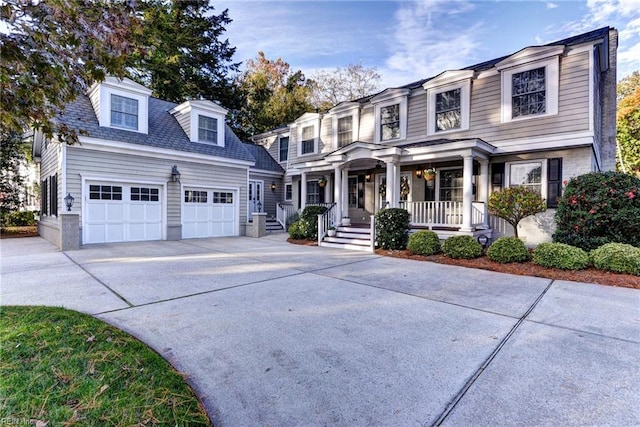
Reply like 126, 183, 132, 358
2, 235, 639, 426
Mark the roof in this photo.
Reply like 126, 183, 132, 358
242, 143, 284, 173
60, 94, 255, 163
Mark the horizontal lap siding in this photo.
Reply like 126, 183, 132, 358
320, 116, 333, 153
40, 141, 62, 228
65, 146, 249, 226
249, 172, 280, 217
359, 107, 374, 143
407, 92, 427, 140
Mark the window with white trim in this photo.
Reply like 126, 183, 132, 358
301, 125, 315, 155
306, 181, 320, 204
439, 169, 463, 202
184, 190, 208, 203
111, 95, 138, 130
285, 184, 292, 201
213, 192, 233, 204
508, 161, 543, 194
426, 80, 471, 135
89, 185, 123, 201
131, 187, 159, 202
279, 136, 289, 162
198, 115, 218, 144
380, 104, 400, 141
436, 89, 461, 131
337, 116, 353, 147
373, 94, 408, 142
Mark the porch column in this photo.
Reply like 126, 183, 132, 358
333, 166, 342, 219
341, 167, 349, 217
461, 155, 474, 232
301, 172, 307, 210
479, 160, 490, 228
385, 160, 395, 208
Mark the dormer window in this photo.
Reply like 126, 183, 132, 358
371, 88, 409, 143
423, 70, 473, 136
435, 89, 461, 131
198, 115, 218, 144
301, 125, 315, 154
329, 102, 360, 149
380, 104, 400, 141
294, 112, 321, 156
111, 95, 139, 130
337, 116, 353, 147
511, 67, 546, 118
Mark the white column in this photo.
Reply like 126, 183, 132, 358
394, 162, 401, 208
333, 166, 342, 219
461, 155, 474, 232
341, 167, 349, 217
385, 161, 394, 208
479, 160, 489, 228
300, 172, 307, 211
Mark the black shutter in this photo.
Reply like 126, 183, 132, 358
49, 174, 58, 216
319, 183, 325, 202
297, 181, 301, 209
547, 158, 562, 208
491, 162, 505, 192
41, 179, 48, 215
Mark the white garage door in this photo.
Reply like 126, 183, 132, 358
182, 188, 237, 238
85, 183, 163, 244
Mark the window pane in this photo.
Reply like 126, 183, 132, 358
198, 116, 218, 143
435, 88, 461, 131
285, 184, 292, 200
111, 95, 138, 130
512, 67, 546, 118
380, 104, 400, 141
439, 169, 463, 202
348, 177, 358, 208
306, 181, 320, 204
279, 137, 289, 161
338, 116, 353, 147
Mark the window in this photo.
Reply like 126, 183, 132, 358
285, 184, 292, 201
279, 136, 289, 162
89, 185, 122, 200
111, 95, 138, 130
337, 116, 353, 147
380, 104, 400, 141
198, 115, 218, 144
306, 181, 320, 204
512, 67, 546, 118
213, 192, 233, 204
301, 126, 314, 154
435, 88, 461, 131
348, 177, 358, 208
439, 169, 463, 202
184, 190, 207, 203
41, 179, 48, 215
131, 187, 159, 202
49, 174, 58, 216
509, 162, 542, 194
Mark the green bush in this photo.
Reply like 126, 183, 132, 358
442, 235, 483, 259
288, 220, 308, 240
590, 243, 640, 276
286, 212, 300, 230
1, 210, 37, 227
299, 206, 328, 240
486, 236, 530, 263
375, 208, 410, 250
407, 230, 441, 255
532, 242, 589, 270
554, 171, 640, 250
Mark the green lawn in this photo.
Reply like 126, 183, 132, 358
0, 306, 211, 426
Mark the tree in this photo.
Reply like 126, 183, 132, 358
234, 52, 313, 139
126, 0, 241, 110
0, 131, 27, 221
488, 187, 546, 239
617, 71, 640, 176
1, 1, 139, 142
309, 64, 381, 111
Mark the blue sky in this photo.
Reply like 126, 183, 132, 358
215, 0, 640, 88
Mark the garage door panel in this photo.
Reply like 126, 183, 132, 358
183, 188, 237, 238
106, 204, 125, 222
105, 224, 124, 242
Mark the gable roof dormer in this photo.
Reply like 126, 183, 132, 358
170, 100, 228, 147
494, 45, 565, 71
87, 76, 152, 134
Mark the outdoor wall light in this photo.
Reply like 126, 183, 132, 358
415, 167, 423, 179
64, 193, 74, 211
270, 181, 277, 192
477, 235, 490, 248
257, 201, 262, 212
365, 170, 372, 182
171, 165, 181, 183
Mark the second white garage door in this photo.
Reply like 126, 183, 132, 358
182, 188, 237, 238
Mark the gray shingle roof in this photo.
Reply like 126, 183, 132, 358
242, 143, 284, 173
61, 94, 255, 163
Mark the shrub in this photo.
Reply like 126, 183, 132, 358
532, 242, 589, 270
1, 210, 37, 227
407, 230, 441, 256
488, 187, 546, 238
375, 208, 410, 250
299, 205, 328, 240
288, 220, 308, 240
286, 212, 300, 230
554, 171, 640, 251
591, 243, 640, 276
442, 235, 483, 259
486, 236, 530, 263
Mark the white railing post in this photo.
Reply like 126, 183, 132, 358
370, 214, 376, 253
318, 213, 324, 246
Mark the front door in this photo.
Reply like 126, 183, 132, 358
248, 180, 263, 217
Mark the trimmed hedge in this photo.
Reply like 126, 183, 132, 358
375, 208, 410, 250
407, 230, 441, 256
288, 220, 308, 240
1, 210, 37, 227
442, 235, 483, 259
591, 243, 640, 276
486, 237, 530, 263
532, 242, 589, 270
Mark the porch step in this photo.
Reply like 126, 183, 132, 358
320, 225, 373, 252
323, 236, 370, 246
266, 219, 284, 232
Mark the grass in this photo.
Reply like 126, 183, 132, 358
0, 306, 211, 426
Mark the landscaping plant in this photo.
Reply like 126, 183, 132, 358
532, 242, 590, 270
554, 171, 640, 250
375, 208, 410, 250
299, 205, 328, 240
590, 242, 640, 276
488, 186, 546, 238
442, 235, 483, 259
486, 236, 530, 263
407, 230, 441, 256
288, 220, 308, 240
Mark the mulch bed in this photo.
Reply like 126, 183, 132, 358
0, 226, 39, 239
287, 238, 638, 289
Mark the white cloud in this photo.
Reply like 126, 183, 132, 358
546, 2, 559, 9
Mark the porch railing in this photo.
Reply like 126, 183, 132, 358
399, 201, 487, 228
276, 202, 297, 230
317, 203, 338, 245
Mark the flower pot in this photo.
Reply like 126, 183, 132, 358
341, 218, 351, 226
327, 229, 336, 237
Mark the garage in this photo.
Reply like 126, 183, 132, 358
84, 182, 163, 244
182, 188, 237, 238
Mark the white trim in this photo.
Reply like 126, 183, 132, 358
426, 79, 471, 136
247, 179, 264, 218
422, 70, 475, 90
500, 56, 560, 123
492, 132, 594, 154
332, 109, 360, 149
249, 168, 283, 178
588, 46, 594, 133
284, 183, 293, 201
170, 100, 227, 147
374, 97, 408, 143
495, 45, 565, 71
97, 86, 149, 134
278, 134, 290, 163
504, 159, 548, 201
74, 136, 253, 168
181, 183, 240, 238
298, 122, 319, 157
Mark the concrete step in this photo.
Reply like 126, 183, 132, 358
336, 226, 371, 234
319, 241, 373, 252
335, 231, 371, 239
323, 236, 371, 246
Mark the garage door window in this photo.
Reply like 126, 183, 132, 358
131, 187, 159, 202
213, 192, 233, 204
185, 190, 208, 203
89, 185, 122, 200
